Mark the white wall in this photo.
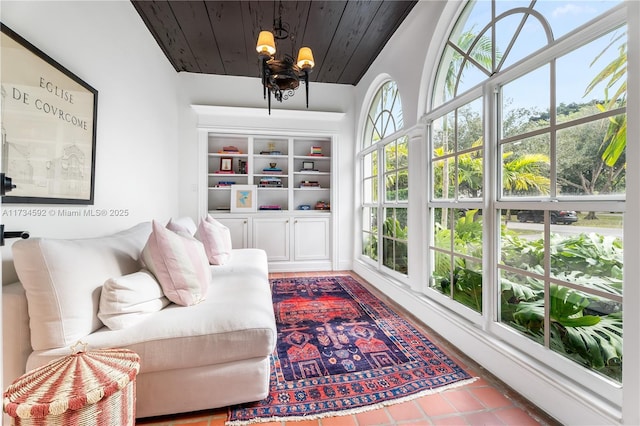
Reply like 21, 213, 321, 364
0, 1, 180, 283
176, 72, 356, 270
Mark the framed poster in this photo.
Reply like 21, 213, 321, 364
230, 184, 257, 212
1, 23, 98, 204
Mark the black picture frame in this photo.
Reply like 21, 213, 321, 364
220, 157, 233, 171
1, 23, 98, 204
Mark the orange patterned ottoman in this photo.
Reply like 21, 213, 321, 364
3, 347, 140, 426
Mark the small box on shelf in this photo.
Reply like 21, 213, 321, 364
315, 200, 330, 210
310, 146, 323, 156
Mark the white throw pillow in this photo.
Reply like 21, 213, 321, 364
98, 270, 170, 330
141, 220, 209, 306
11, 222, 152, 351
166, 217, 196, 236
195, 215, 232, 265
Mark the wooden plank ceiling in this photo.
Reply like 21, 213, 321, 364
131, 1, 417, 85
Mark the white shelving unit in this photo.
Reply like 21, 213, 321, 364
206, 135, 332, 214
202, 131, 334, 271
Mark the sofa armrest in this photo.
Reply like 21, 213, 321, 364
3, 281, 31, 389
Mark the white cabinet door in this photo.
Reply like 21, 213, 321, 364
293, 217, 330, 261
253, 217, 290, 261
214, 217, 249, 249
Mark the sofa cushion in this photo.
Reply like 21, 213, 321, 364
195, 216, 232, 265
12, 222, 152, 351
141, 220, 209, 306
98, 270, 170, 330
26, 249, 277, 375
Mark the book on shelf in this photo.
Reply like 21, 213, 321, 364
214, 170, 235, 174
299, 181, 320, 188
215, 181, 236, 187
260, 150, 282, 155
259, 205, 282, 210
218, 145, 242, 154
262, 167, 283, 174
310, 146, 322, 155
259, 177, 283, 188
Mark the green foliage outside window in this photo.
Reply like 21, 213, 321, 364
500, 230, 623, 381
431, 208, 623, 381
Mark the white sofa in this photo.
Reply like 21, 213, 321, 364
2, 218, 277, 419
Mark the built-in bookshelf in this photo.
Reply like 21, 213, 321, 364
206, 135, 332, 213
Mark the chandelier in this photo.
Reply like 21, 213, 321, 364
256, 3, 314, 114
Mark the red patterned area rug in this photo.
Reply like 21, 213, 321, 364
226, 275, 476, 425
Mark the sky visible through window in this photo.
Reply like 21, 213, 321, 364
459, 0, 623, 110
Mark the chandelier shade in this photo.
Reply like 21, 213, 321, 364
296, 47, 315, 70
256, 31, 276, 57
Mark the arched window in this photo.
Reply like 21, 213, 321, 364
363, 81, 403, 148
361, 80, 408, 276
426, 0, 626, 391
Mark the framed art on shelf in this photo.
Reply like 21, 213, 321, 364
230, 184, 257, 212
1, 24, 98, 204
220, 157, 233, 172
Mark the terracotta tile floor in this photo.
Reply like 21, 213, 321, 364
137, 271, 560, 426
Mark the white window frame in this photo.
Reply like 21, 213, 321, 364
359, 80, 409, 282
424, 2, 628, 403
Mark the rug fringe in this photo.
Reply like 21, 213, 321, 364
225, 376, 479, 426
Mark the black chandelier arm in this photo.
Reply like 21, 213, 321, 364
304, 69, 309, 109
261, 57, 269, 100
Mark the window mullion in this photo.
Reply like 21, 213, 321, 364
377, 145, 384, 271
543, 213, 551, 349
486, 84, 499, 326
549, 58, 557, 199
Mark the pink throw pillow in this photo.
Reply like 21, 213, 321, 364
195, 216, 232, 265
142, 220, 209, 306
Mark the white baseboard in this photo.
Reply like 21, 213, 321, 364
268, 260, 332, 272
